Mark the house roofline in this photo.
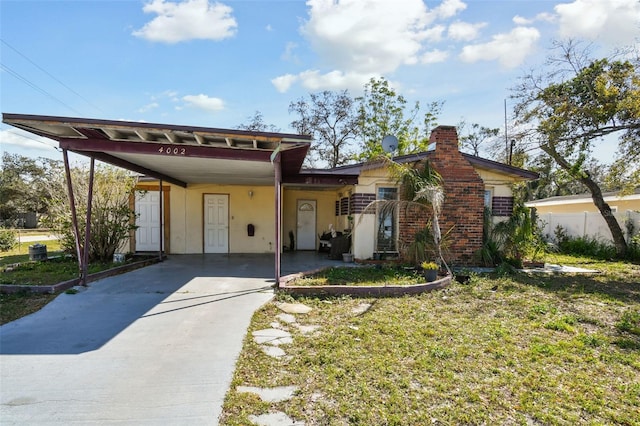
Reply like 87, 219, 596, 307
314, 151, 538, 180
2, 112, 312, 142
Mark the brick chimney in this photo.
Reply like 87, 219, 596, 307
426, 126, 484, 265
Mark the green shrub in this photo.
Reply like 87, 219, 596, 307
616, 309, 640, 336
557, 235, 616, 259
0, 228, 17, 252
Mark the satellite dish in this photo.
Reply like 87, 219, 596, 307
381, 135, 398, 153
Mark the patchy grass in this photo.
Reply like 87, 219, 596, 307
0, 257, 117, 286
220, 256, 640, 425
0, 291, 57, 325
293, 266, 424, 287
0, 239, 63, 266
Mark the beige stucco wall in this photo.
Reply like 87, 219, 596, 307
168, 183, 276, 254
475, 168, 518, 197
282, 188, 344, 250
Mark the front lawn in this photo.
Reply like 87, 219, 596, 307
293, 266, 425, 286
220, 255, 640, 425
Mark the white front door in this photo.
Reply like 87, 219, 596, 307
135, 190, 163, 251
296, 200, 316, 250
204, 194, 229, 253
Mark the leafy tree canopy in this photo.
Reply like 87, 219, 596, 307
513, 41, 640, 257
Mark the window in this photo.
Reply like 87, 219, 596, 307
484, 189, 493, 209
376, 187, 398, 252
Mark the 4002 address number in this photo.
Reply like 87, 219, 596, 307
158, 146, 186, 155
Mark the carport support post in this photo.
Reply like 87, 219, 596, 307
159, 179, 163, 261
81, 158, 95, 285
274, 153, 282, 286
62, 149, 83, 278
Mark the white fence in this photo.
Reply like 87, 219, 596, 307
538, 210, 640, 244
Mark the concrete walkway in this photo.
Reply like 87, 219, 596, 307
0, 253, 343, 425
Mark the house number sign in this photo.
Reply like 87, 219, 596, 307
158, 146, 186, 155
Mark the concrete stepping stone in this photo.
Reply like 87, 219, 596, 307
277, 302, 312, 314
249, 411, 305, 426
294, 324, 321, 335
253, 328, 293, 346
237, 385, 298, 403
277, 313, 297, 324
260, 345, 287, 358
352, 303, 372, 315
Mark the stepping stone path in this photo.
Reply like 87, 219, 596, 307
248, 412, 305, 426
245, 302, 315, 425
237, 385, 298, 403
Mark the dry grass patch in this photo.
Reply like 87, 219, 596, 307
220, 257, 640, 425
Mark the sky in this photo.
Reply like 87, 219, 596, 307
1, 0, 639, 164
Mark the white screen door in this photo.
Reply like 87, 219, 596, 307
135, 191, 163, 251
296, 200, 316, 250
204, 194, 229, 253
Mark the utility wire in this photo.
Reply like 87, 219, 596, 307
1, 62, 85, 116
0, 126, 61, 151
1, 38, 104, 114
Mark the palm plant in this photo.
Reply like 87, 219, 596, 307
361, 156, 451, 275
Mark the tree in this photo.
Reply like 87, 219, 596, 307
236, 110, 281, 133
0, 153, 63, 226
457, 121, 500, 157
289, 90, 359, 168
513, 41, 640, 257
356, 77, 443, 160
42, 163, 138, 262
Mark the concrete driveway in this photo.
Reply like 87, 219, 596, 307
0, 253, 341, 425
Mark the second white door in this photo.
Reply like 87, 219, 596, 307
296, 200, 316, 250
204, 194, 229, 253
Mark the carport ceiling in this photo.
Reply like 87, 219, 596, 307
2, 113, 312, 187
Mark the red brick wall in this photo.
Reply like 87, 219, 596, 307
398, 126, 484, 265
350, 193, 376, 214
492, 196, 514, 217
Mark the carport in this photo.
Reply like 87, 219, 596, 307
2, 113, 317, 285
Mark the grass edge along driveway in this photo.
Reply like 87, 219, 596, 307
220, 257, 640, 425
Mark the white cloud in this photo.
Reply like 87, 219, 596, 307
266, 24, 273, 32
459, 26, 540, 68
448, 21, 486, 41
421, 49, 449, 64
281, 41, 299, 62
133, 0, 237, 43
555, 0, 640, 46
513, 12, 555, 26
297, 70, 375, 91
137, 102, 159, 113
0, 129, 57, 151
271, 74, 299, 93
302, 0, 448, 74
271, 69, 375, 93
424, 25, 446, 42
182, 94, 225, 111
429, 0, 467, 20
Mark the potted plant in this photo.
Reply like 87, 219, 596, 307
421, 261, 439, 282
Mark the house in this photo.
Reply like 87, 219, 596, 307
3, 113, 538, 280
525, 189, 640, 243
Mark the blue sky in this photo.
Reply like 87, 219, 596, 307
1, 0, 638, 163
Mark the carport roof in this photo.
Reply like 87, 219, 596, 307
3, 113, 313, 187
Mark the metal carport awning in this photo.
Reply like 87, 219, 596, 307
3, 113, 313, 285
